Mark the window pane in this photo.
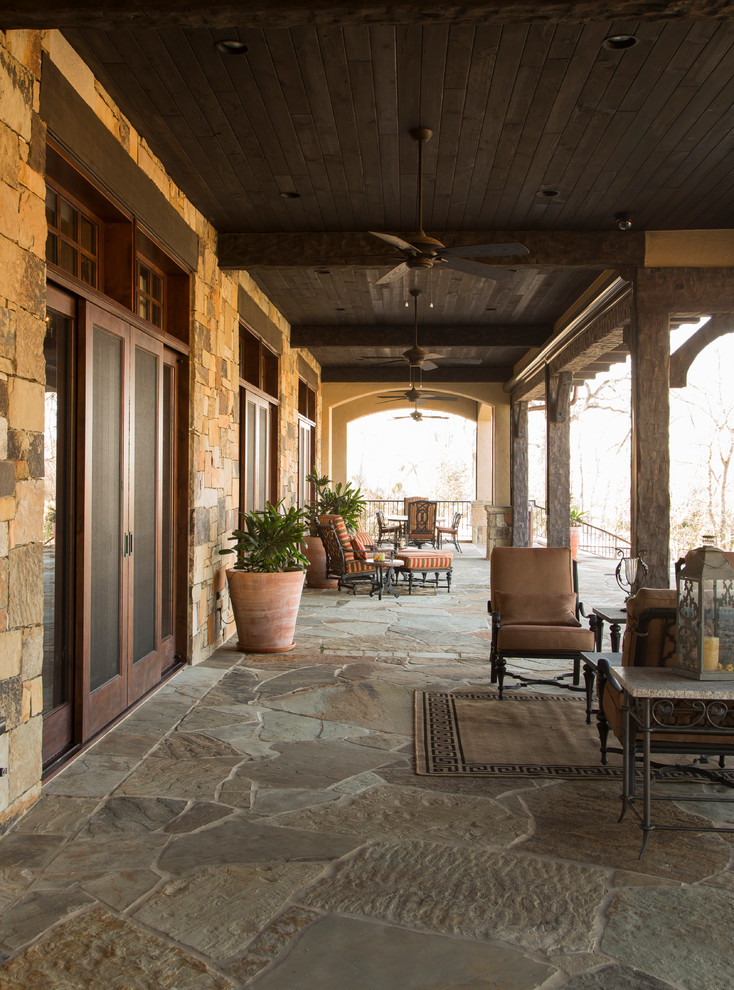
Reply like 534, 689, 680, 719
258, 406, 268, 508
151, 303, 162, 328
151, 271, 163, 302
80, 215, 96, 254
80, 256, 96, 288
45, 188, 57, 227
59, 241, 77, 276
246, 400, 256, 511
139, 296, 149, 321
138, 264, 149, 294
133, 346, 158, 663
90, 328, 122, 692
46, 233, 58, 265
58, 197, 76, 239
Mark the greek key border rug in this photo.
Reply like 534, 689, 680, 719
415, 690, 734, 780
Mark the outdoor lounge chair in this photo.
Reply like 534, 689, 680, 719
596, 584, 734, 768
489, 546, 596, 699
316, 514, 381, 596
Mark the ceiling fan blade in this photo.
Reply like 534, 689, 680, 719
439, 242, 529, 259
369, 231, 418, 254
430, 357, 483, 366
358, 356, 406, 364
438, 256, 515, 280
422, 360, 439, 371
375, 262, 411, 285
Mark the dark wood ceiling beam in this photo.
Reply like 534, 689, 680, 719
291, 325, 550, 347
6, 1, 734, 30
321, 365, 513, 383
219, 231, 643, 270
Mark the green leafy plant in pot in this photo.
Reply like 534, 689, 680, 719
220, 500, 309, 653
303, 471, 367, 588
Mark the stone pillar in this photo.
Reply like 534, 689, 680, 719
629, 291, 670, 588
545, 369, 572, 549
0, 31, 46, 829
511, 400, 529, 546
484, 505, 513, 559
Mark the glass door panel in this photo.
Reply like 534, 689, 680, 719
132, 343, 158, 664
161, 363, 174, 641
258, 405, 269, 509
89, 326, 123, 692
42, 301, 76, 766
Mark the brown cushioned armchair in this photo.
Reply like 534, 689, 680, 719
596, 586, 734, 768
489, 546, 596, 699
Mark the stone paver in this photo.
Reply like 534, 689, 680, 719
303, 839, 607, 953
1, 551, 732, 988
601, 885, 734, 989
243, 914, 554, 989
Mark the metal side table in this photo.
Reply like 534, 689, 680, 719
615, 667, 734, 856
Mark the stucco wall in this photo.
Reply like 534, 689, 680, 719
320, 381, 511, 503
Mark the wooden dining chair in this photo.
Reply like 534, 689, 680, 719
406, 499, 437, 548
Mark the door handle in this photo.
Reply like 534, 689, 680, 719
124, 532, 129, 557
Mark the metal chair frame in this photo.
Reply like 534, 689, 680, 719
316, 520, 381, 597
436, 511, 462, 552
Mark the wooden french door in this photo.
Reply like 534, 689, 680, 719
43, 290, 181, 762
81, 303, 178, 737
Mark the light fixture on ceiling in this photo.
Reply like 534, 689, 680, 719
537, 188, 559, 198
315, 268, 330, 275
615, 212, 633, 231
279, 191, 301, 199
603, 34, 638, 50
215, 39, 248, 55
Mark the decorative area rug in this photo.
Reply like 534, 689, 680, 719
415, 690, 734, 780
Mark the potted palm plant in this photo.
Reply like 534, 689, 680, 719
302, 471, 367, 587
220, 500, 309, 653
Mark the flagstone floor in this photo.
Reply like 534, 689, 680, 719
1, 549, 733, 989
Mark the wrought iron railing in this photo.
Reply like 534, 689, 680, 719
529, 499, 630, 558
362, 499, 473, 543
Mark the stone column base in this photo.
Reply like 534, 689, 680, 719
484, 505, 513, 559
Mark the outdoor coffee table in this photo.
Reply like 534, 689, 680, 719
366, 557, 404, 599
581, 650, 622, 724
592, 605, 627, 651
615, 666, 734, 856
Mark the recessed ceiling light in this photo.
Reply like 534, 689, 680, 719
603, 34, 638, 50
485, 306, 497, 311
615, 212, 633, 231
335, 307, 345, 311
279, 191, 301, 199
215, 39, 248, 55
537, 188, 559, 198
315, 268, 330, 275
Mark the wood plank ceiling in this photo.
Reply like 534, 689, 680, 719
19, 4, 734, 385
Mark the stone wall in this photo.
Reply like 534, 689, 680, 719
0, 30, 47, 827
484, 505, 513, 559
0, 29, 322, 823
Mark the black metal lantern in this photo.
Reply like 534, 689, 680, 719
675, 547, 734, 679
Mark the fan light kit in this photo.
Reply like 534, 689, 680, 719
361, 287, 482, 372
392, 408, 449, 423
369, 128, 529, 285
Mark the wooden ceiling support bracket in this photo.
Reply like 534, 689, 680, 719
669, 313, 734, 388
546, 369, 573, 423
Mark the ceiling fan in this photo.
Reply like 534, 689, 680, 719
360, 287, 481, 372
369, 127, 529, 286
392, 408, 449, 422
377, 383, 457, 405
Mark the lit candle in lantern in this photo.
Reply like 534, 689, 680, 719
703, 635, 720, 671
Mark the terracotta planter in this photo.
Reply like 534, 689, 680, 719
570, 525, 582, 561
226, 569, 305, 653
302, 535, 337, 588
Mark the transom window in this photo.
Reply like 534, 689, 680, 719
45, 186, 98, 288
137, 257, 165, 329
